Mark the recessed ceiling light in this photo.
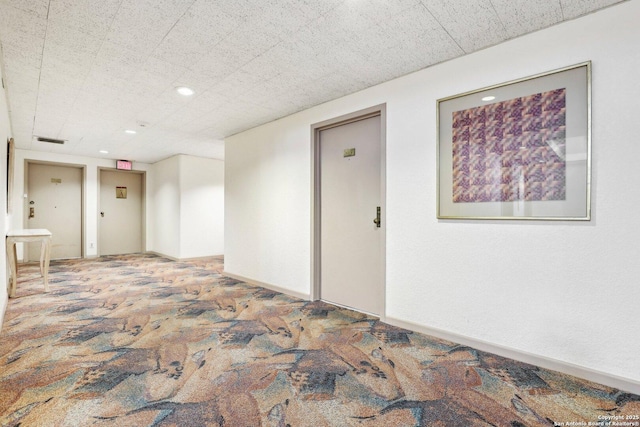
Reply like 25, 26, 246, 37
125, 129, 137, 134
99, 150, 109, 154
176, 86, 195, 96
482, 95, 496, 102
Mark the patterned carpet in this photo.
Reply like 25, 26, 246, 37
1, 254, 638, 426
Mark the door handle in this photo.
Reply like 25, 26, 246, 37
100, 212, 104, 217
373, 206, 381, 228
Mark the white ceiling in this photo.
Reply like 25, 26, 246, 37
0, 0, 626, 164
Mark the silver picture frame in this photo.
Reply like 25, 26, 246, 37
437, 61, 591, 220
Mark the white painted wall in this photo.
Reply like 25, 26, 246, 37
225, 124, 312, 295
179, 155, 224, 258
12, 150, 152, 259
149, 154, 224, 259
225, 1, 640, 386
0, 52, 11, 328
149, 155, 180, 259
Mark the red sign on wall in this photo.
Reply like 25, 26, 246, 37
116, 160, 132, 171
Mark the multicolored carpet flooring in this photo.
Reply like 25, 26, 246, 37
1, 254, 638, 426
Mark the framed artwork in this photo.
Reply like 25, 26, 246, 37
437, 62, 591, 220
7, 137, 14, 214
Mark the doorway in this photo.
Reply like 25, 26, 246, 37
26, 163, 83, 260
312, 105, 386, 317
99, 169, 144, 255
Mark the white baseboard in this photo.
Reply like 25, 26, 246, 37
385, 316, 640, 396
145, 251, 223, 262
146, 251, 179, 261
178, 254, 224, 261
222, 271, 310, 301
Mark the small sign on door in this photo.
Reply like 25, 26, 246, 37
116, 186, 127, 199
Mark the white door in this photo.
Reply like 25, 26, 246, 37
27, 163, 82, 260
99, 170, 143, 255
319, 114, 383, 315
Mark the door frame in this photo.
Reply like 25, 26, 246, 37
24, 160, 85, 260
97, 167, 146, 256
310, 104, 387, 319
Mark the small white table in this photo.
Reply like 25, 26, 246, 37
6, 229, 52, 298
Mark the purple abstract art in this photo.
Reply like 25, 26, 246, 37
452, 88, 566, 203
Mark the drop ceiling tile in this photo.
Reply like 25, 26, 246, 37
40, 52, 92, 82
241, 1, 319, 39
58, 123, 92, 142
81, 71, 131, 98
0, 0, 49, 19
151, 2, 238, 67
0, 45, 43, 69
294, 0, 344, 16
12, 132, 34, 148
181, 91, 232, 114
125, 71, 176, 99
33, 119, 66, 138
379, 3, 450, 41
0, 5, 47, 40
48, 0, 122, 38
9, 118, 34, 133
170, 71, 221, 96
0, 6, 46, 70
491, 0, 563, 38
208, 70, 265, 97
176, 119, 216, 135
5, 91, 38, 114
237, 56, 285, 84
213, 0, 267, 20
44, 22, 103, 56
356, 0, 422, 24
204, 27, 281, 70
141, 56, 189, 82
188, 57, 238, 81
36, 88, 78, 111
379, 4, 465, 67
4, 62, 40, 86
294, 15, 351, 55
560, 0, 625, 19
151, 36, 209, 69
70, 89, 121, 116
133, 96, 189, 126
320, 2, 379, 36
92, 41, 147, 79
106, 0, 194, 53
421, 0, 509, 52
346, 24, 404, 55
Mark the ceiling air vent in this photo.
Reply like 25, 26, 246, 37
36, 137, 65, 144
